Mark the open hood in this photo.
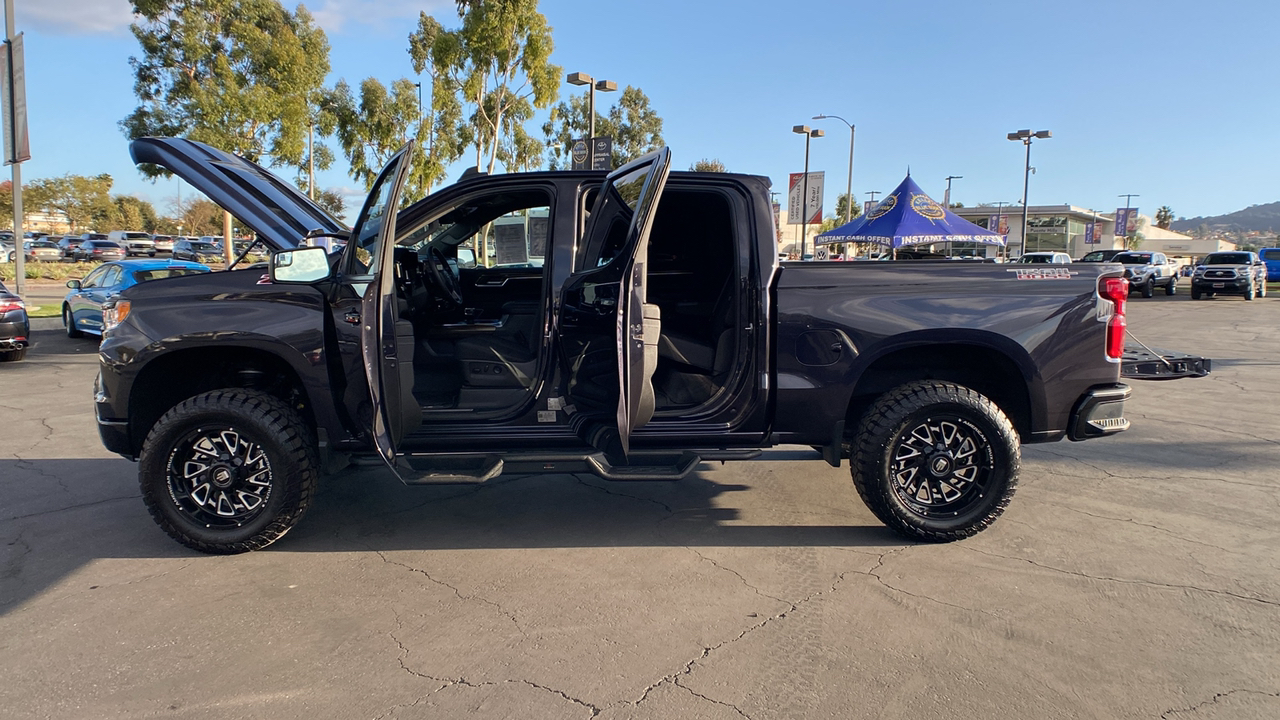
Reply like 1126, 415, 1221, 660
130, 137, 348, 251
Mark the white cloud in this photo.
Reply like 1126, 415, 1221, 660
310, 0, 452, 34
19, 0, 134, 35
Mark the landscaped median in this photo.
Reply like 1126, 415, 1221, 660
1, 261, 103, 282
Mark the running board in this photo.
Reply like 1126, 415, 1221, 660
389, 450, 705, 484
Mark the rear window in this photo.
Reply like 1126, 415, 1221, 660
87, 234, 108, 240
1261, 249, 1280, 261
189, 242, 217, 252
125, 232, 151, 239
91, 241, 123, 248
1204, 253, 1251, 265
1017, 255, 1052, 263
131, 267, 210, 283
1114, 253, 1151, 264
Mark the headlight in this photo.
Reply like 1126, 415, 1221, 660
102, 300, 131, 333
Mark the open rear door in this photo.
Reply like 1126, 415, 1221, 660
558, 149, 672, 456
347, 142, 417, 472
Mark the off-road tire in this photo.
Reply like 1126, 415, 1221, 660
1141, 278, 1155, 298
139, 389, 317, 554
1165, 277, 1177, 296
63, 306, 83, 338
850, 380, 1020, 542
0, 347, 26, 361
1191, 286, 1201, 300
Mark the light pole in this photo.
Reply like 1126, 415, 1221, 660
567, 72, 617, 167
814, 114, 854, 259
1117, 193, 1140, 248
1007, 129, 1051, 257
792, 125, 824, 260
943, 175, 962, 209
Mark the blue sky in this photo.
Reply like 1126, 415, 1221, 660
14, 0, 1279, 223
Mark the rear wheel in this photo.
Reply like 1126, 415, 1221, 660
1165, 276, 1177, 295
850, 381, 1020, 542
139, 389, 317, 554
63, 306, 83, 338
0, 347, 25, 362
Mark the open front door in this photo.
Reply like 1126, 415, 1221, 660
559, 149, 672, 456
345, 142, 417, 472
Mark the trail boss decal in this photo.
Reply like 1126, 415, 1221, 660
1007, 267, 1079, 280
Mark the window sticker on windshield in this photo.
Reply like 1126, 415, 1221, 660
1006, 267, 1079, 280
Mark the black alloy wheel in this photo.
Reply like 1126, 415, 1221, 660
850, 381, 1020, 542
1165, 276, 1177, 295
1142, 278, 1155, 298
139, 389, 317, 554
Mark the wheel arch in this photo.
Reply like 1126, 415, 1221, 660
128, 345, 320, 457
842, 337, 1037, 442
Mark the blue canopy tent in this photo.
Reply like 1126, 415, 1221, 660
816, 174, 1005, 256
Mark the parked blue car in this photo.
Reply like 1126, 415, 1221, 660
1260, 248, 1280, 282
63, 258, 211, 338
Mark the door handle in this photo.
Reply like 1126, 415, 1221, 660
475, 277, 508, 287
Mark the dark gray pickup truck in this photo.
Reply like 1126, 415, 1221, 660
96, 138, 1134, 553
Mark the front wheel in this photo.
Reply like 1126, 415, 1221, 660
850, 381, 1020, 542
1258, 281, 1267, 298
1191, 286, 1202, 300
1141, 278, 1155, 298
63, 306, 83, 338
139, 389, 317, 554
1244, 284, 1255, 301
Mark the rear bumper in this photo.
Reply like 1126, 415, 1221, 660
1068, 383, 1131, 441
0, 319, 29, 348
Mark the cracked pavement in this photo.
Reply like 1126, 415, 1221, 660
1, 294, 1277, 718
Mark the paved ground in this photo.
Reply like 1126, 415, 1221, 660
1, 290, 1277, 719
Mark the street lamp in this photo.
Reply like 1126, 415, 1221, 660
567, 72, 617, 167
1007, 129, 1051, 256
792, 125, 824, 260
812, 114, 854, 225
943, 175, 963, 209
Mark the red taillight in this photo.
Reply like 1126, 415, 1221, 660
1100, 276, 1128, 359
0, 301, 23, 313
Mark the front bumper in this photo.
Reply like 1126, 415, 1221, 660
1068, 384, 1131, 441
94, 369, 134, 459
1192, 278, 1248, 292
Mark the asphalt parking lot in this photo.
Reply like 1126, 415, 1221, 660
2, 290, 1277, 720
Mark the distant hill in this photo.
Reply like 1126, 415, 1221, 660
1172, 202, 1280, 233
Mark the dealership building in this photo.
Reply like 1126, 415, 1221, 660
949, 205, 1236, 260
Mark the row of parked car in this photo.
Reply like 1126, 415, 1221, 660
1016, 248, 1276, 301
1, 231, 262, 265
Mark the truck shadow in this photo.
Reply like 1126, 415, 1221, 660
0, 456, 900, 616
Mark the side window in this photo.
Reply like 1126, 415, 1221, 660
82, 266, 107, 288
101, 266, 123, 288
399, 188, 554, 269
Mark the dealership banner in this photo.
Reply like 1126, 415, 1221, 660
864, 200, 875, 216
1115, 207, 1139, 236
987, 214, 1009, 235
1084, 222, 1097, 244
787, 171, 824, 225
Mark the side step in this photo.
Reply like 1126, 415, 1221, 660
388, 450, 706, 485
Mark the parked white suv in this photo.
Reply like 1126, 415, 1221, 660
1015, 252, 1072, 264
106, 230, 156, 257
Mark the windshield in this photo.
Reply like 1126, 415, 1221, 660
189, 242, 217, 252
1204, 253, 1251, 265
1114, 253, 1151, 264
1017, 255, 1052, 263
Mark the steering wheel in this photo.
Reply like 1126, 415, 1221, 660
425, 247, 464, 310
